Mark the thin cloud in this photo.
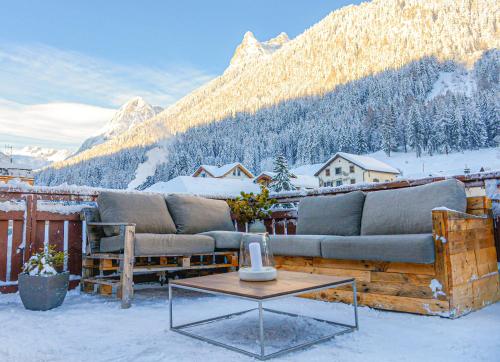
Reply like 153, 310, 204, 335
0, 98, 116, 149
0, 43, 215, 108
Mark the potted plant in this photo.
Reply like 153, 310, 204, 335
228, 186, 276, 233
18, 245, 69, 311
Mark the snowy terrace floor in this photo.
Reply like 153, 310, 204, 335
1, 286, 500, 362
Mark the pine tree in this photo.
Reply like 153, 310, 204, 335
269, 155, 294, 192
408, 104, 424, 157
381, 106, 396, 156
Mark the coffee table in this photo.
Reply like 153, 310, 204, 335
169, 271, 358, 360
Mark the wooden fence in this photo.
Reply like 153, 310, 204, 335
0, 187, 98, 293
1, 171, 499, 293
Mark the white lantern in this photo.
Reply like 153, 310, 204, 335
238, 233, 277, 281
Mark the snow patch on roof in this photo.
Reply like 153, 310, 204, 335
290, 163, 324, 176
145, 176, 260, 198
194, 162, 253, 178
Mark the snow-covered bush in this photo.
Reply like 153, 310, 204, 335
22, 246, 65, 277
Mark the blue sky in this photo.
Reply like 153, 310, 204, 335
0, 0, 359, 150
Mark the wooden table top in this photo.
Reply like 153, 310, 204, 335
170, 271, 354, 300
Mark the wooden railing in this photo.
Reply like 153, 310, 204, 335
0, 186, 98, 292
1, 171, 499, 292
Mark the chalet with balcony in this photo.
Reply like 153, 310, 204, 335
192, 162, 254, 180
314, 152, 400, 187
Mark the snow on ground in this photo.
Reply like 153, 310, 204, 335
1, 287, 499, 362
427, 69, 477, 100
369, 148, 500, 179
145, 176, 261, 198
127, 146, 169, 190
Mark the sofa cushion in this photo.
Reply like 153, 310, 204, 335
98, 191, 176, 236
165, 194, 235, 234
361, 179, 467, 235
321, 234, 435, 264
269, 235, 323, 257
199, 231, 245, 249
296, 191, 365, 236
99, 233, 215, 255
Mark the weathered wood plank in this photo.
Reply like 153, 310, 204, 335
9, 220, 24, 281
120, 225, 135, 309
312, 257, 435, 275
0, 211, 24, 221
68, 221, 82, 276
301, 288, 450, 316
0, 221, 8, 281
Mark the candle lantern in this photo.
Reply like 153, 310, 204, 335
238, 232, 277, 281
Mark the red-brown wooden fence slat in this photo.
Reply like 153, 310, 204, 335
68, 221, 82, 276
0, 221, 8, 281
34, 220, 46, 254
49, 220, 65, 253
0, 211, 24, 221
9, 220, 24, 281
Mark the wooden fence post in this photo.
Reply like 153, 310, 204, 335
121, 225, 135, 309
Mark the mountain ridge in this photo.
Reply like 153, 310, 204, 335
37, 0, 499, 188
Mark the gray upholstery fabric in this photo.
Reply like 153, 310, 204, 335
97, 191, 176, 236
296, 191, 365, 236
320, 234, 435, 264
99, 235, 124, 253
199, 231, 245, 249
361, 179, 467, 235
165, 194, 235, 234
99, 233, 215, 255
269, 235, 323, 257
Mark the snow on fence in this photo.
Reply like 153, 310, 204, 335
1, 171, 499, 292
0, 187, 98, 292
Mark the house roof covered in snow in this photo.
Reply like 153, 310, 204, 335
254, 171, 319, 189
192, 162, 254, 178
290, 163, 324, 176
315, 152, 400, 175
144, 176, 260, 198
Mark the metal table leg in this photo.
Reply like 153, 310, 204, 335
352, 280, 359, 330
259, 301, 265, 358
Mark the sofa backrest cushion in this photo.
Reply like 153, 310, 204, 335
296, 191, 366, 236
97, 191, 177, 236
361, 179, 467, 235
165, 194, 235, 234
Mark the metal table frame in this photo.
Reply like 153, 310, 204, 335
168, 279, 358, 360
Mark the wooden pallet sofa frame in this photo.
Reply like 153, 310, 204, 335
80, 192, 239, 308
270, 180, 499, 318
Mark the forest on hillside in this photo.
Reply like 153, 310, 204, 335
37, 50, 499, 189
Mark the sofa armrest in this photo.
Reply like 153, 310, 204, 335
432, 209, 499, 317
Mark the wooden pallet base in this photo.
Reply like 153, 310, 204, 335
81, 251, 238, 298
275, 254, 500, 318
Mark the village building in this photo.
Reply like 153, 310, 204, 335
192, 162, 254, 180
314, 152, 400, 187
254, 171, 319, 190
0, 156, 34, 185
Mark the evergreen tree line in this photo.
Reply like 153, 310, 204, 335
36, 51, 499, 189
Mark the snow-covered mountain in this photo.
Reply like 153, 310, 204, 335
37, 0, 499, 189
4, 146, 72, 170
229, 31, 289, 68
76, 97, 163, 153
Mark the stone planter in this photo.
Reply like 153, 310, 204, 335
248, 220, 267, 233
18, 272, 69, 311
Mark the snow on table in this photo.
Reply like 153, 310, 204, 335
1, 287, 499, 362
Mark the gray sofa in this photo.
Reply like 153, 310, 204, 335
90, 179, 466, 265
93, 192, 237, 255
207, 179, 467, 265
